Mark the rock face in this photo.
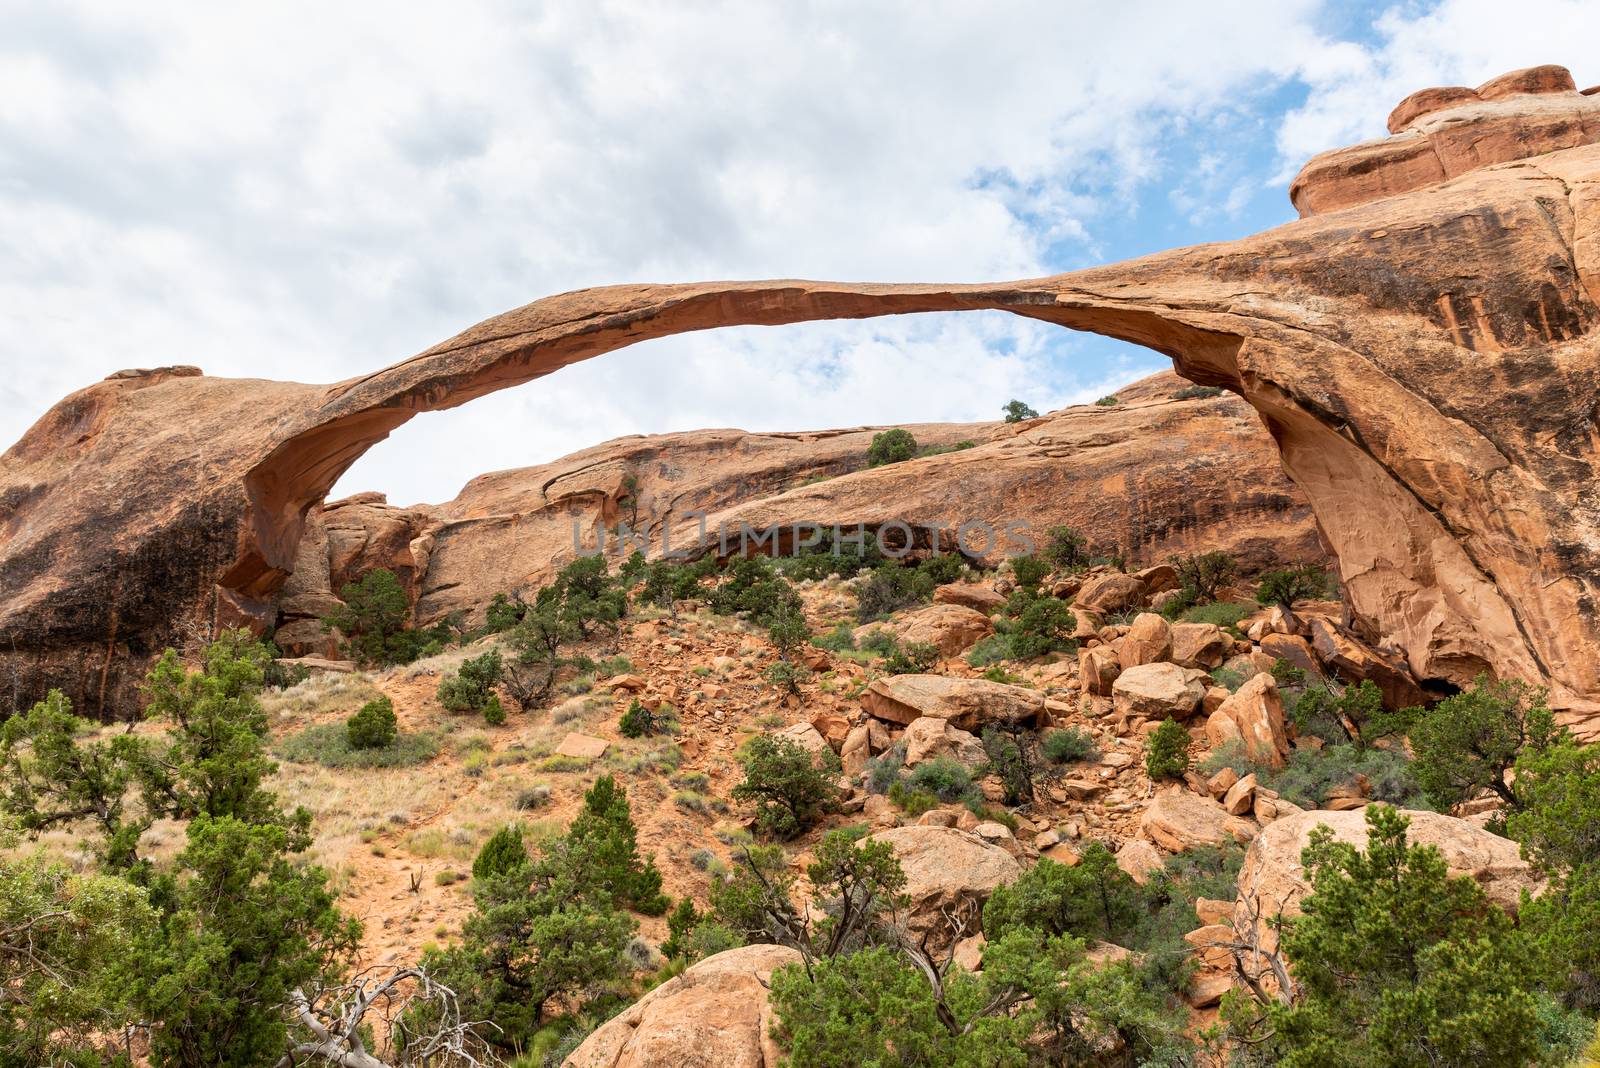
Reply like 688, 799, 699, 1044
563, 944, 799, 1068
6, 66, 1600, 732
866, 825, 1021, 947
1235, 807, 1540, 944
862, 603, 994, 657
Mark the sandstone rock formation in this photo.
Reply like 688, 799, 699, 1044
563, 943, 800, 1068
6, 65, 1600, 733
861, 674, 1046, 730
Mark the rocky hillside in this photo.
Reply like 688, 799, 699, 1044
273, 370, 1322, 657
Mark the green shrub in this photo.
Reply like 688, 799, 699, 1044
732, 734, 842, 839
853, 564, 936, 623
863, 742, 906, 795
1042, 526, 1089, 571
1255, 564, 1328, 607
345, 695, 397, 750
1003, 399, 1040, 422
482, 694, 506, 726
916, 552, 965, 585
866, 428, 918, 467
1407, 676, 1555, 811
887, 782, 939, 816
1144, 719, 1190, 780
906, 756, 975, 803
856, 628, 900, 657
881, 640, 939, 674
320, 568, 448, 666
1261, 805, 1550, 1066
1177, 599, 1254, 630
1095, 394, 1119, 406
437, 649, 504, 714
965, 634, 1011, 667
484, 592, 526, 632
811, 622, 857, 652
472, 823, 528, 880
1005, 594, 1075, 659
275, 723, 439, 769
984, 844, 1141, 943
1041, 727, 1098, 764
1008, 553, 1051, 590
619, 699, 676, 738
1171, 384, 1223, 400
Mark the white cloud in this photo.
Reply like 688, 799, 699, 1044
0, 1, 1590, 504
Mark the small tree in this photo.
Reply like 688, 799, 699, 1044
1144, 719, 1191, 780
981, 724, 1035, 805
1507, 736, 1600, 1011
566, 775, 670, 915
1255, 565, 1328, 607
0, 834, 154, 1064
322, 568, 412, 666
472, 823, 528, 881
1407, 676, 1556, 810
483, 591, 526, 632
732, 734, 842, 839
1003, 399, 1040, 422
1008, 553, 1051, 590
1264, 805, 1545, 1067
865, 428, 918, 467
502, 599, 571, 709
619, 698, 672, 738
1043, 525, 1088, 571
1005, 595, 1075, 659
1173, 550, 1236, 605
436, 649, 504, 715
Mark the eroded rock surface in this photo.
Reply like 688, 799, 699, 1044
563, 944, 800, 1068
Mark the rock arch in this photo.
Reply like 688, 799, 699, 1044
5, 66, 1600, 725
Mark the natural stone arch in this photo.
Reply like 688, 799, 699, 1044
6, 66, 1600, 726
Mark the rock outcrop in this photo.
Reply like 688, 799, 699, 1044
562, 944, 800, 1068
865, 825, 1022, 949
6, 65, 1600, 733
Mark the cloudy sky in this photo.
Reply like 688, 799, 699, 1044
2, 1, 1595, 504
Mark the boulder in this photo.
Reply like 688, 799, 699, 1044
774, 722, 829, 756
1073, 572, 1147, 615
555, 732, 610, 759
1118, 613, 1173, 670
809, 713, 852, 750
1115, 839, 1166, 885
1135, 564, 1180, 594
1205, 674, 1290, 768
1257, 633, 1322, 680
1308, 618, 1426, 708
1171, 622, 1232, 670
563, 943, 799, 1067
1141, 788, 1257, 853
1078, 645, 1122, 696
1112, 663, 1205, 721
1234, 807, 1541, 946
865, 602, 994, 657
934, 582, 1006, 614
902, 716, 985, 768
1222, 772, 1257, 816
862, 674, 1045, 731
867, 825, 1021, 947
